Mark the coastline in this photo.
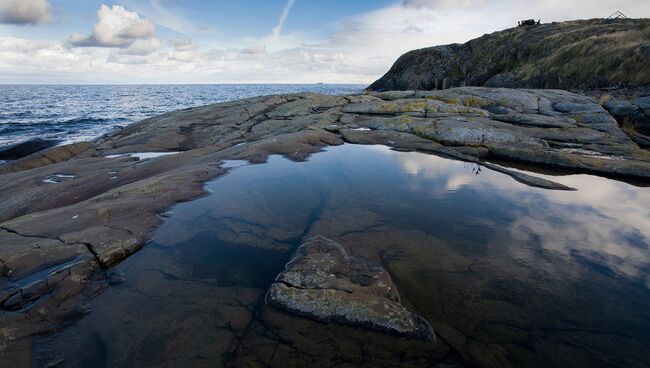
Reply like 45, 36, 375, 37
1, 86, 650, 366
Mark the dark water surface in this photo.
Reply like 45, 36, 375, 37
39, 145, 650, 367
0, 84, 363, 148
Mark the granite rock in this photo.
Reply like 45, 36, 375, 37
266, 236, 434, 340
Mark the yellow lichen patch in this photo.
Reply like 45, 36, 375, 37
70, 273, 86, 283
570, 113, 586, 124
403, 101, 426, 112
457, 106, 488, 116
461, 96, 490, 108
396, 115, 412, 124
433, 97, 458, 105
97, 208, 111, 222
0, 327, 17, 342
376, 102, 398, 114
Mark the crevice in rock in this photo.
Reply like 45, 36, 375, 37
0, 257, 9, 278
78, 241, 106, 269
0, 225, 107, 269
102, 224, 134, 236
223, 290, 273, 367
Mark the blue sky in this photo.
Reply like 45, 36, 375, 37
1, 1, 394, 45
0, 0, 649, 84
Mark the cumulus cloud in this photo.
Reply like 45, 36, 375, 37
168, 37, 200, 62
0, 0, 52, 25
68, 5, 156, 47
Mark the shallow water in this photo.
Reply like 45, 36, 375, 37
39, 145, 650, 367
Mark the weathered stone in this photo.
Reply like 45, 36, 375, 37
603, 100, 639, 116
266, 236, 434, 340
603, 96, 650, 136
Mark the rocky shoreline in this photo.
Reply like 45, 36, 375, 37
1, 85, 649, 365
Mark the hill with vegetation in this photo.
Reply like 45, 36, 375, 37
368, 18, 650, 92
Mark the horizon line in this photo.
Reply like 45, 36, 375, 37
0, 82, 369, 86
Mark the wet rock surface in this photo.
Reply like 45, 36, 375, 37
0, 87, 649, 366
267, 236, 434, 340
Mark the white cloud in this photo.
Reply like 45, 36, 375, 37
69, 4, 156, 47
241, 44, 267, 55
402, 0, 487, 9
168, 37, 200, 62
0, 0, 52, 25
170, 37, 194, 51
118, 38, 164, 56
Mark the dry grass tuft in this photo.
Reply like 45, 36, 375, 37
597, 93, 613, 105
620, 117, 637, 136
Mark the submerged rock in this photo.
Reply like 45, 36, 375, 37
266, 236, 434, 340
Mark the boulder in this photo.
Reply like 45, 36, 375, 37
603, 97, 650, 136
266, 236, 434, 340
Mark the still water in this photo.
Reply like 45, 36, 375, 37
38, 144, 650, 367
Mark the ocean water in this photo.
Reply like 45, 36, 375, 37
0, 84, 364, 148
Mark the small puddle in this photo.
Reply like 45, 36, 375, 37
105, 152, 179, 160
43, 174, 76, 183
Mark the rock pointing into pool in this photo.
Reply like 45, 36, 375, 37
266, 236, 435, 340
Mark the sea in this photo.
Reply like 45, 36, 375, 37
0, 84, 364, 149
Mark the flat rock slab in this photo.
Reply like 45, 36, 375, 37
266, 236, 434, 340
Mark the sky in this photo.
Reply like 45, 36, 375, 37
0, 0, 648, 84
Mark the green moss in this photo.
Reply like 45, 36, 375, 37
570, 113, 586, 124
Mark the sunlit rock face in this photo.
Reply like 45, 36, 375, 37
267, 236, 434, 340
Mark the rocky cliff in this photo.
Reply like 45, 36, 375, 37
368, 18, 650, 92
